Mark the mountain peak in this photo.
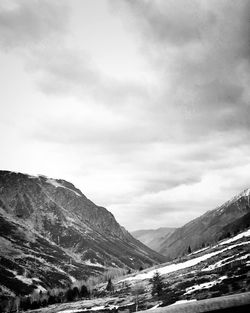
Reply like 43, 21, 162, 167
216, 188, 250, 213
158, 187, 250, 259
238, 188, 250, 198
0, 170, 165, 297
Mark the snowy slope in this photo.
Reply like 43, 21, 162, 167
121, 228, 250, 281
159, 188, 250, 259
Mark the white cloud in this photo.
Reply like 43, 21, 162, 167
0, 0, 250, 231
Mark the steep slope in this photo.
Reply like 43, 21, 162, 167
159, 189, 250, 259
113, 227, 250, 307
0, 171, 165, 297
220, 211, 250, 238
132, 227, 176, 252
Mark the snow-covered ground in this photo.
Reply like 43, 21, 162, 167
170, 299, 197, 306
46, 178, 82, 197
84, 260, 104, 268
30, 297, 134, 313
57, 305, 118, 313
219, 228, 250, 246
16, 227, 250, 313
202, 253, 250, 272
185, 276, 228, 295
120, 229, 250, 282
15, 274, 47, 292
191, 246, 210, 255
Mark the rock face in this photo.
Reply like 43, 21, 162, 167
159, 189, 250, 259
131, 227, 176, 252
0, 171, 165, 296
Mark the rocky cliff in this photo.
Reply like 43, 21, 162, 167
0, 171, 165, 296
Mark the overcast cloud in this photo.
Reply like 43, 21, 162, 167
0, 0, 250, 230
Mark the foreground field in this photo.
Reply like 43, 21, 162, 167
27, 292, 250, 313
25, 228, 250, 313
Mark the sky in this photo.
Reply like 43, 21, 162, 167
0, 0, 250, 231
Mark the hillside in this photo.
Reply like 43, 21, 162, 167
0, 171, 165, 298
132, 228, 176, 252
111, 227, 250, 309
6, 226, 249, 313
159, 189, 250, 259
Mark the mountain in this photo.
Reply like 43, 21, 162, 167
159, 189, 250, 259
7, 225, 249, 312
0, 171, 165, 297
113, 227, 250, 309
131, 227, 176, 252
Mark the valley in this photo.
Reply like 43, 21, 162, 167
0, 171, 164, 304
0, 171, 250, 312
8, 226, 250, 313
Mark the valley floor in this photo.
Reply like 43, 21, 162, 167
5, 227, 250, 313
26, 292, 250, 313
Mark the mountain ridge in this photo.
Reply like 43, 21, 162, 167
0, 170, 165, 297
159, 188, 250, 259
131, 227, 177, 252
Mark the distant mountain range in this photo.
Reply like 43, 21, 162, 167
0, 171, 165, 297
131, 227, 176, 252
1, 170, 250, 299
135, 189, 250, 260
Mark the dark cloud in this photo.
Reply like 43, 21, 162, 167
0, 0, 68, 50
118, 0, 250, 139
123, 0, 211, 46
1, 0, 250, 230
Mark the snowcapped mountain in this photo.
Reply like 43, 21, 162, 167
0, 171, 165, 297
131, 227, 176, 252
159, 188, 250, 259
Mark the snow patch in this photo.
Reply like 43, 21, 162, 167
15, 274, 46, 292
170, 299, 197, 306
35, 285, 47, 293
84, 260, 104, 268
15, 275, 33, 285
69, 275, 77, 283
58, 305, 120, 313
239, 188, 250, 198
219, 228, 250, 246
191, 246, 210, 255
148, 302, 163, 310
120, 241, 250, 282
202, 255, 238, 271
46, 178, 81, 197
185, 276, 227, 294
0, 284, 16, 297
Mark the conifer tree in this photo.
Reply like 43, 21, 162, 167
106, 278, 114, 292
80, 285, 89, 298
149, 271, 165, 297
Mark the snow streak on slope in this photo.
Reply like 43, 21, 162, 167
46, 178, 82, 197
216, 188, 250, 213
184, 276, 228, 295
202, 254, 250, 272
121, 229, 250, 282
219, 228, 250, 246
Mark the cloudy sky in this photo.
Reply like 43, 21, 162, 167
0, 0, 250, 231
